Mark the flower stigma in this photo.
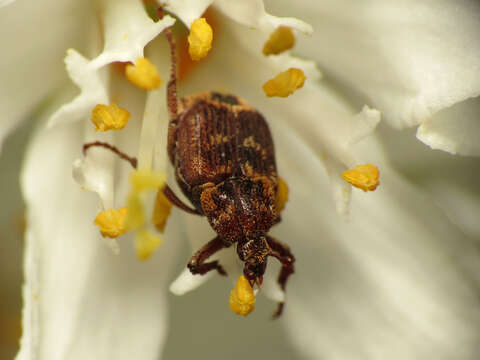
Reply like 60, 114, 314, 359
91, 103, 130, 132
188, 18, 213, 61
229, 276, 256, 316
275, 176, 289, 213
125, 57, 162, 90
342, 164, 380, 192
263, 26, 295, 56
94, 207, 128, 238
263, 68, 306, 97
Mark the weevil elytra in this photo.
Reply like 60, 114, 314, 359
83, 18, 295, 318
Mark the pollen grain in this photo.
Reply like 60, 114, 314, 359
263, 68, 306, 98
91, 103, 130, 132
263, 26, 295, 56
94, 207, 128, 238
125, 57, 162, 91
188, 18, 213, 61
342, 164, 380, 192
275, 177, 289, 213
229, 275, 256, 316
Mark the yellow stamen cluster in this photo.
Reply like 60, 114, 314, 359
94, 207, 128, 238
91, 103, 130, 132
125, 57, 162, 91
263, 68, 306, 98
342, 164, 380, 192
152, 189, 173, 233
188, 18, 213, 61
275, 177, 289, 214
125, 170, 170, 260
229, 276, 256, 316
263, 26, 295, 56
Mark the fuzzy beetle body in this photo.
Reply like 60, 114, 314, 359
169, 92, 278, 238
161, 28, 295, 317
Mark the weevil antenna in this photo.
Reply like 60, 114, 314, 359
158, 8, 179, 119
83, 141, 138, 169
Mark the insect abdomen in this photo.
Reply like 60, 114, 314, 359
174, 94, 278, 188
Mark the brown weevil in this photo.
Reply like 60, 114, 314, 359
84, 18, 295, 318
162, 23, 295, 318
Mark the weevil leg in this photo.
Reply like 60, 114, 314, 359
266, 235, 295, 319
83, 141, 137, 169
188, 236, 229, 276
163, 184, 201, 215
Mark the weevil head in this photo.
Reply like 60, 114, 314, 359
200, 177, 276, 243
238, 233, 270, 285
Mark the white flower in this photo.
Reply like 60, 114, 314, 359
1, 0, 480, 360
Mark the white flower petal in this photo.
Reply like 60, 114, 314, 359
163, 0, 213, 28
214, 0, 312, 34
0, 0, 15, 7
265, 0, 480, 148
164, 0, 312, 35
170, 268, 215, 296
376, 118, 480, 245
18, 118, 181, 360
348, 105, 381, 146
273, 127, 480, 359
0, 0, 91, 150
50, 1, 175, 129
416, 96, 480, 155
323, 156, 351, 216
90, 0, 175, 69
48, 49, 109, 127
72, 140, 115, 209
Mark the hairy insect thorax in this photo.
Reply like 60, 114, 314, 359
199, 177, 276, 244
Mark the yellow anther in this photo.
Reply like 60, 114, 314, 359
91, 103, 130, 132
152, 188, 172, 233
263, 68, 306, 98
130, 170, 167, 192
263, 26, 295, 56
125, 192, 145, 230
135, 229, 162, 260
125, 57, 162, 91
342, 164, 380, 192
188, 18, 213, 61
94, 207, 128, 238
125, 170, 167, 229
229, 276, 256, 317
275, 177, 289, 214
124, 170, 169, 259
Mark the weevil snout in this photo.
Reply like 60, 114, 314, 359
243, 257, 267, 287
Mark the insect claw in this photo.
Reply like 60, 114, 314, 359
256, 276, 263, 286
